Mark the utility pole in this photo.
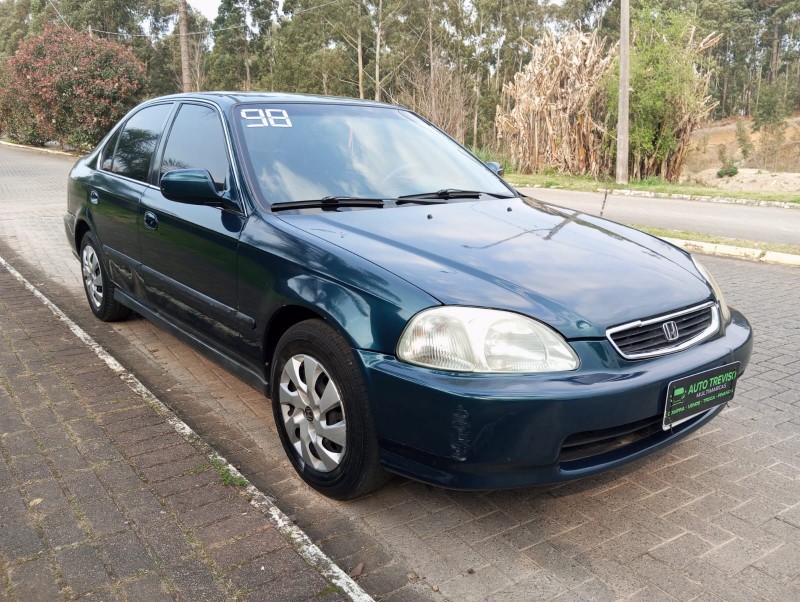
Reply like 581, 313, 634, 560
616, 0, 630, 184
178, 0, 192, 93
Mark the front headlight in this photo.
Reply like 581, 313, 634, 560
692, 256, 731, 324
397, 307, 579, 373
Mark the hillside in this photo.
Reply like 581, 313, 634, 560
681, 116, 800, 192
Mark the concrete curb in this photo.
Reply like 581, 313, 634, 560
601, 188, 800, 210
663, 237, 800, 267
0, 138, 77, 157
511, 181, 799, 209
0, 254, 374, 602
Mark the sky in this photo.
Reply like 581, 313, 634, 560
190, 0, 220, 22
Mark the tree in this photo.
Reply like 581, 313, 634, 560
0, 25, 145, 148
148, 6, 210, 95
206, 0, 278, 90
606, 6, 721, 180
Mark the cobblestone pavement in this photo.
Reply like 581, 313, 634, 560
2, 144, 800, 600
0, 262, 349, 600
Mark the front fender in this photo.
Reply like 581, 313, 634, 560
236, 213, 438, 371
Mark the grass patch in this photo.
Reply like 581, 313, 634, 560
507, 172, 800, 204
316, 584, 345, 598
183, 457, 249, 487
631, 224, 800, 256
210, 457, 248, 488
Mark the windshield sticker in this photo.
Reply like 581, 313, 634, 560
241, 108, 293, 128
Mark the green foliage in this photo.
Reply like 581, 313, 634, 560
605, 5, 715, 180
753, 82, 789, 132
639, 177, 665, 186
0, 0, 797, 161
467, 147, 515, 174
716, 162, 738, 178
0, 25, 145, 148
735, 121, 754, 160
206, 0, 279, 90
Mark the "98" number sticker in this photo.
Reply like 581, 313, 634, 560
241, 108, 293, 128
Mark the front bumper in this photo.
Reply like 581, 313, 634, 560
360, 309, 753, 490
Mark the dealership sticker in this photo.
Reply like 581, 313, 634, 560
241, 108, 293, 128
663, 362, 740, 430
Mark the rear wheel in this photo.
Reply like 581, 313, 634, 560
80, 232, 131, 322
270, 319, 389, 500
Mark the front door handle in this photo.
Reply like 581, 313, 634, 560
89, 190, 99, 204
143, 211, 158, 230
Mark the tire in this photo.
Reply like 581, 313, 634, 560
270, 319, 390, 500
79, 232, 131, 322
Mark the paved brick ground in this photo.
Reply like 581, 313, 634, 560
1, 144, 799, 600
0, 264, 347, 599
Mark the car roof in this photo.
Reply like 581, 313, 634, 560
148, 92, 395, 110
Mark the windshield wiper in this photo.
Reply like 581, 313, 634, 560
271, 196, 385, 212
396, 189, 515, 204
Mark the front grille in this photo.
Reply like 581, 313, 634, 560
560, 415, 663, 462
607, 302, 718, 360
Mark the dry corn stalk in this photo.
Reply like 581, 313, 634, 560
496, 27, 617, 176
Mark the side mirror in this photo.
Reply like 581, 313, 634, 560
486, 161, 505, 177
160, 169, 235, 209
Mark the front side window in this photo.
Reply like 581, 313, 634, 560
112, 103, 173, 182
160, 103, 230, 191
233, 103, 512, 206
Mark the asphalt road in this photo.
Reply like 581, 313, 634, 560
517, 187, 800, 246
2, 143, 800, 601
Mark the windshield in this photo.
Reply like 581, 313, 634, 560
232, 102, 513, 206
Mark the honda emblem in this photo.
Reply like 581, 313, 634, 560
662, 321, 679, 341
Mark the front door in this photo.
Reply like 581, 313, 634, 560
138, 102, 246, 354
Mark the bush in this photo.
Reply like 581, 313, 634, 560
735, 121, 754, 160
0, 25, 145, 149
717, 163, 738, 178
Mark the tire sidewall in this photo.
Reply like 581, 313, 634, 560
79, 232, 109, 319
270, 321, 370, 494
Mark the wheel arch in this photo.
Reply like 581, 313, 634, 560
263, 305, 332, 373
74, 218, 92, 253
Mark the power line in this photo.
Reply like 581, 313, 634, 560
46, 0, 70, 28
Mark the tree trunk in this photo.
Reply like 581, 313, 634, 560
374, 0, 383, 102
357, 26, 364, 99
428, 0, 435, 113
769, 17, 780, 84
721, 75, 728, 117
244, 39, 251, 91
473, 75, 480, 150
616, 0, 630, 184
178, 0, 191, 92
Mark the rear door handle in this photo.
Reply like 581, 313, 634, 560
143, 211, 158, 230
89, 190, 99, 204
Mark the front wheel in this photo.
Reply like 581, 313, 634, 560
79, 232, 131, 322
270, 319, 389, 500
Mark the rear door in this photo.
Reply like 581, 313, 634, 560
138, 102, 246, 354
89, 102, 173, 295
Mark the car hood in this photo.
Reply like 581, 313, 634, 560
278, 197, 713, 339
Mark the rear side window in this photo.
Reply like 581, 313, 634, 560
112, 103, 173, 182
161, 104, 230, 191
